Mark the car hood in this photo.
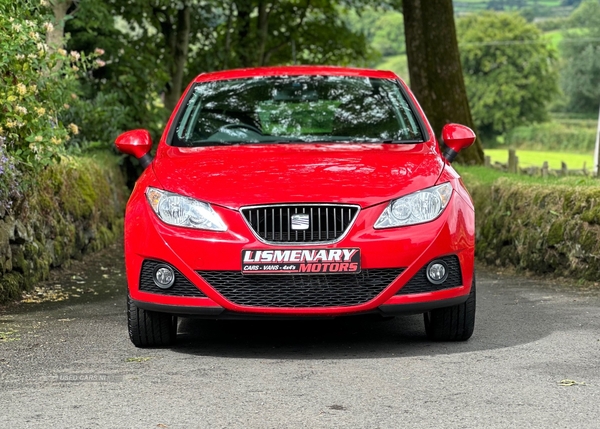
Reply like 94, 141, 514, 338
153, 143, 444, 209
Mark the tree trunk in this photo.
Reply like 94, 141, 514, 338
223, 2, 235, 69
47, 0, 73, 52
257, 1, 271, 66
235, 0, 254, 68
164, 5, 191, 112
402, 0, 484, 164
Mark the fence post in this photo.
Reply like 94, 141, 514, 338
508, 149, 518, 174
561, 162, 568, 176
484, 155, 491, 167
542, 161, 548, 178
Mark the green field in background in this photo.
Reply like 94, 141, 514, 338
545, 29, 563, 47
456, 164, 599, 186
485, 149, 594, 170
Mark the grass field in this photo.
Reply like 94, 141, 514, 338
453, 0, 569, 14
545, 29, 563, 47
485, 149, 594, 170
455, 165, 600, 187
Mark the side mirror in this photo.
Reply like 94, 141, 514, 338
441, 123, 476, 163
115, 129, 153, 169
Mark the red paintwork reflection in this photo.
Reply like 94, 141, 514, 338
152, 143, 444, 209
442, 123, 476, 153
115, 129, 152, 159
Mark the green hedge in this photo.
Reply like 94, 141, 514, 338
502, 121, 597, 152
0, 153, 127, 303
461, 167, 600, 280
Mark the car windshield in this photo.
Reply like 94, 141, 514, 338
171, 76, 424, 147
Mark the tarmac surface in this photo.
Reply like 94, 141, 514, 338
1, 242, 599, 428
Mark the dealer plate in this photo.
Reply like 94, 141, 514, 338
241, 248, 361, 275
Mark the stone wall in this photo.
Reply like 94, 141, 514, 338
467, 177, 600, 280
0, 153, 128, 303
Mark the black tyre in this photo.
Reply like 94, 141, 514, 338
127, 295, 177, 347
424, 277, 476, 341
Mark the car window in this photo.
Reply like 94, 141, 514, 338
172, 76, 424, 146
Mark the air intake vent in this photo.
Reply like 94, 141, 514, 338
241, 204, 359, 244
197, 269, 403, 308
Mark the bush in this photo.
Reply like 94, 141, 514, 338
0, 0, 101, 165
502, 121, 597, 152
457, 12, 559, 145
535, 17, 568, 31
59, 92, 130, 151
560, 0, 600, 114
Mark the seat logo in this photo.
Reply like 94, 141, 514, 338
291, 214, 310, 230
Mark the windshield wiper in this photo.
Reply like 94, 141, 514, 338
382, 139, 424, 144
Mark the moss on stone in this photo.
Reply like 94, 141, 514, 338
60, 168, 97, 219
581, 207, 600, 225
0, 153, 127, 303
466, 176, 600, 281
547, 221, 565, 247
0, 272, 24, 304
579, 228, 600, 254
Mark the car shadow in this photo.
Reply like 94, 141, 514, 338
170, 270, 577, 360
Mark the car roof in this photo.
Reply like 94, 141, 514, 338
192, 66, 401, 83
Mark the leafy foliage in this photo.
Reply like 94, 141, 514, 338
0, 0, 101, 165
65, 0, 374, 138
371, 13, 405, 56
457, 12, 559, 144
346, 7, 405, 58
64, 0, 169, 142
503, 119, 597, 152
59, 92, 131, 150
560, 0, 600, 114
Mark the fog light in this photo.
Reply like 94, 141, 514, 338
153, 265, 175, 289
426, 261, 448, 285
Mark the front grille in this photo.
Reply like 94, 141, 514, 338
395, 255, 462, 295
241, 204, 359, 244
197, 269, 403, 308
140, 260, 206, 297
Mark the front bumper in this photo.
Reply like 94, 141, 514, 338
132, 294, 470, 319
124, 184, 475, 317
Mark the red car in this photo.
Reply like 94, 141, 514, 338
116, 66, 476, 347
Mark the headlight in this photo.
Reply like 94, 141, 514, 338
374, 183, 453, 229
145, 187, 227, 231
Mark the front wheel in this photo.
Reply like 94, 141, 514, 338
127, 295, 177, 347
424, 277, 476, 341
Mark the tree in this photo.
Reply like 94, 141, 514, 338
560, 0, 600, 114
66, 0, 373, 130
104, 0, 212, 111
346, 7, 405, 57
0, 0, 97, 162
457, 12, 558, 144
107, 0, 371, 109
65, 0, 170, 141
196, 1, 371, 71
372, 12, 405, 56
47, 0, 74, 51
402, 0, 484, 164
